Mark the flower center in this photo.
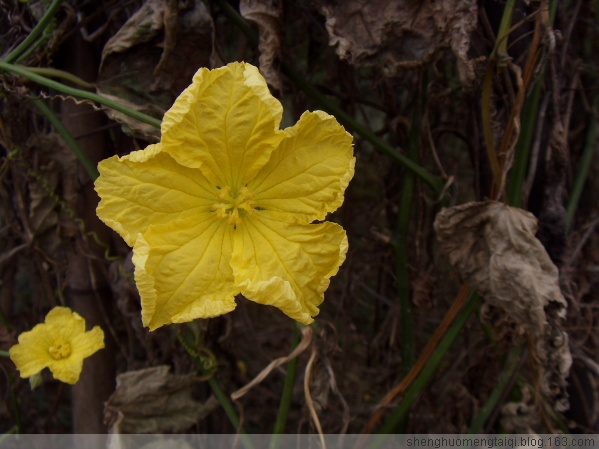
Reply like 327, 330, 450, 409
212, 186, 257, 226
48, 339, 71, 360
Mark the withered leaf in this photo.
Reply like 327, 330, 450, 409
240, 0, 283, 91
97, 0, 215, 141
104, 365, 218, 433
316, 0, 477, 85
434, 200, 571, 411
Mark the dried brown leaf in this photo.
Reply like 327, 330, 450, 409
97, 0, 214, 140
316, 0, 477, 85
434, 200, 571, 411
104, 365, 218, 433
240, 0, 283, 91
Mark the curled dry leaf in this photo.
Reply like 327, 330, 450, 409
434, 200, 571, 411
240, 0, 283, 91
316, 0, 477, 85
97, 0, 214, 141
104, 365, 218, 433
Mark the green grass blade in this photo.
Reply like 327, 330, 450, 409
0, 61, 162, 129
31, 98, 99, 180
272, 324, 300, 436
566, 101, 597, 232
376, 291, 480, 435
4, 0, 63, 63
467, 345, 525, 433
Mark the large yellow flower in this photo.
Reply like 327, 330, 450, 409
9, 307, 105, 385
95, 62, 355, 330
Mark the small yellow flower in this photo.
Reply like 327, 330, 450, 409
9, 307, 105, 385
95, 62, 355, 330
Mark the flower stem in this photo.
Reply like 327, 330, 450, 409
176, 329, 252, 447
4, 0, 63, 63
0, 350, 9, 357
0, 61, 162, 129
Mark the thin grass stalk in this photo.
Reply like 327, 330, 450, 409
373, 292, 479, 437
212, 0, 444, 196
566, 99, 597, 232
507, 0, 557, 206
365, 285, 472, 433
395, 79, 427, 381
481, 0, 518, 189
0, 61, 162, 128
481, 69, 502, 188
507, 82, 542, 206
467, 345, 526, 433
496, 0, 517, 60
271, 324, 301, 439
4, 0, 63, 63
31, 98, 99, 180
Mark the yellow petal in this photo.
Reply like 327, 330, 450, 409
251, 110, 355, 222
95, 145, 216, 246
48, 359, 84, 385
9, 323, 54, 378
45, 307, 85, 340
71, 326, 105, 359
231, 212, 348, 324
160, 62, 284, 187
132, 214, 239, 330
48, 326, 104, 385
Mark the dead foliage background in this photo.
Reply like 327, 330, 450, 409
1, 0, 598, 435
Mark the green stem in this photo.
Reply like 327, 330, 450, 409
270, 325, 301, 449
566, 99, 597, 232
272, 325, 300, 435
0, 61, 162, 128
506, 82, 542, 206
376, 292, 480, 435
24, 67, 95, 89
177, 330, 252, 447
204, 375, 253, 449
507, 0, 558, 207
467, 345, 526, 433
0, 350, 9, 357
31, 98, 99, 180
496, 0, 516, 60
213, 0, 444, 196
395, 81, 427, 382
4, 0, 63, 63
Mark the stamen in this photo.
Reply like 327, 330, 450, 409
212, 185, 257, 226
48, 339, 71, 360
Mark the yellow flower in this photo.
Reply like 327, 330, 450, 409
9, 307, 105, 385
95, 62, 355, 330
